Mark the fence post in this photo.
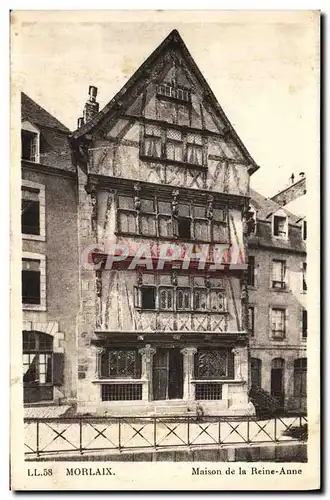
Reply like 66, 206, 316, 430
154, 417, 157, 449
118, 418, 121, 451
36, 420, 39, 457
187, 415, 190, 446
274, 417, 278, 442
218, 417, 221, 445
79, 418, 83, 454
247, 417, 250, 444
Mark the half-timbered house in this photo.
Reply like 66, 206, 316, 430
71, 30, 260, 415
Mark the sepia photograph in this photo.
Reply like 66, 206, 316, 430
10, 9, 320, 490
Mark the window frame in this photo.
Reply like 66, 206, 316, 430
272, 259, 287, 290
21, 180, 46, 241
194, 349, 234, 380
22, 252, 46, 311
116, 192, 227, 243
99, 349, 142, 380
272, 213, 288, 240
21, 120, 40, 163
248, 306, 255, 336
135, 275, 227, 313
22, 331, 53, 388
270, 307, 286, 340
247, 255, 255, 287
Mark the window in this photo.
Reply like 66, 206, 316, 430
157, 83, 191, 103
116, 193, 225, 242
21, 188, 40, 235
143, 124, 162, 158
135, 275, 227, 313
302, 262, 307, 291
194, 349, 234, 380
186, 133, 203, 166
248, 307, 255, 336
21, 130, 39, 162
273, 215, 287, 238
302, 309, 307, 338
21, 181, 45, 240
272, 260, 286, 289
271, 308, 286, 339
247, 256, 255, 286
302, 220, 307, 241
22, 331, 56, 403
22, 253, 46, 311
176, 288, 190, 310
100, 349, 141, 379
22, 259, 40, 304
141, 125, 206, 167
141, 287, 156, 310
159, 287, 173, 310
101, 384, 142, 401
193, 288, 207, 311
165, 129, 183, 162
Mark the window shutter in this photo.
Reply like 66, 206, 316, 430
52, 352, 64, 386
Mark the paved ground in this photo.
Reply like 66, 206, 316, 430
24, 415, 306, 456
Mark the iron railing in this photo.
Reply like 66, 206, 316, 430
24, 414, 307, 458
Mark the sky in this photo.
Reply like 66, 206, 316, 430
13, 10, 319, 200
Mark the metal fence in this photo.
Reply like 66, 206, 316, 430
24, 414, 307, 458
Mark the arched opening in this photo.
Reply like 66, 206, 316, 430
271, 358, 285, 408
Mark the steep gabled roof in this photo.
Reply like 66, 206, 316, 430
71, 29, 259, 174
21, 92, 70, 134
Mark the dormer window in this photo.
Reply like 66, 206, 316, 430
21, 121, 40, 163
272, 210, 288, 239
157, 83, 191, 103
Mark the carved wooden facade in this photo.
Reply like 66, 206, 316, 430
72, 30, 259, 415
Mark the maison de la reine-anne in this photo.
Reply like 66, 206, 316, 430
21, 30, 307, 416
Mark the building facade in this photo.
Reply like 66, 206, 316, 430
70, 30, 259, 415
247, 187, 307, 412
21, 92, 79, 406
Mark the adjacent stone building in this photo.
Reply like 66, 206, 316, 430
247, 186, 307, 412
21, 92, 79, 405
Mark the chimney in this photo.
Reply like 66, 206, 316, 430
83, 86, 99, 123
290, 173, 295, 184
299, 172, 305, 178
77, 117, 84, 128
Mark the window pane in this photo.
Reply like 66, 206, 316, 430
158, 201, 171, 214
140, 215, 156, 236
210, 291, 225, 311
140, 198, 154, 213
119, 212, 137, 233
22, 269, 40, 304
159, 288, 173, 310
194, 220, 208, 241
195, 350, 229, 379
144, 137, 161, 158
194, 289, 207, 310
22, 199, 40, 235
159, 216, 173, 238
213, 209, 226, 222
104, 350, 140, 379
141, 287, 156, 310
166, 141, 183, 162
118, 196, 134, 210
176, 288, 190, 310
23, 354, 38, 382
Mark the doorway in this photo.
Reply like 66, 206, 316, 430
153, 348, 183, 400
271, 358, 285, 408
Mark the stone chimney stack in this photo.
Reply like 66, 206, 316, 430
83, 86, 99, 123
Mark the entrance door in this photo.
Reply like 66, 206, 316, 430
271, 358, 285, 408
153, 348, 183, 400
